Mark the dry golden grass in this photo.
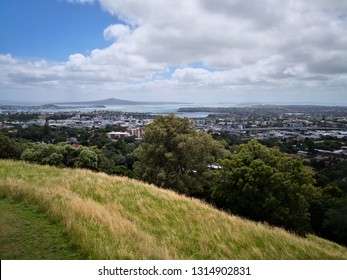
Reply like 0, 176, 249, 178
0, 160, 346, 259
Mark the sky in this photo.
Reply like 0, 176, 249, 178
0, 0, 347, 105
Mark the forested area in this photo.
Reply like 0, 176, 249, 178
1, 114, 346, 246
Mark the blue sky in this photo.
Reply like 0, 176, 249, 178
0, 0, 115, 61
0, 0, 347, 104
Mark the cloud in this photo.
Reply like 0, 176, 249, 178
1, 0, 347, 103
93, 0, 347, 74
103, 24, 132, 41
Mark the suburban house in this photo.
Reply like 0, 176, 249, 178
315, 148, 347, 160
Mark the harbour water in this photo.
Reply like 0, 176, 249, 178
0, 102, 238, 118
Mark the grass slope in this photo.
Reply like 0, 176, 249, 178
0, 160, 346, 260
0, 198, 86, 259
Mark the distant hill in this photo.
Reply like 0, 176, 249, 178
56, 98, 191, 106
1, 160, 346, 260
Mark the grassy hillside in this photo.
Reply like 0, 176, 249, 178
0, 160, 346, 259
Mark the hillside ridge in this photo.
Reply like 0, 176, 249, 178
0, 160, 346, 260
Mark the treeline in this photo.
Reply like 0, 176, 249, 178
1, 114, 346, 246
0, 127, 136, 177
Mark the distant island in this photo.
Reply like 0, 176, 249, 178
56, 98, 192, 106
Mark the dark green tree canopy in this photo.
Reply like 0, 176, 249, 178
0, 134, 23, 160
134, 114, 226, 195
211, 140, 318, 236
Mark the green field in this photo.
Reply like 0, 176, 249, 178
0, 160, 346, 259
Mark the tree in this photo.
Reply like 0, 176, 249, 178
112, 165, 133, 177
88, 134, 109, 149
309, 184, 347, 245
74, 147, 98, 170
42, 152, 64, 167
133, 114, 226, 195
0, 134, 23, 159
322, 197, 347, 246
21, 143, 54, 163
211, 141, 317, 236
93, 148, 114, 175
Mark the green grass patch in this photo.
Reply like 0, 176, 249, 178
0, 197, 86, 260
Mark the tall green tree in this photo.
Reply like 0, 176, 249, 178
133, 114, 226, 195
211, 141, 318, 236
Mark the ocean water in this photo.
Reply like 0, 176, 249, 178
104, 104, 226, 118
0, 102, 230, 118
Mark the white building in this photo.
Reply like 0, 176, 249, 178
106, 131, 131, 141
